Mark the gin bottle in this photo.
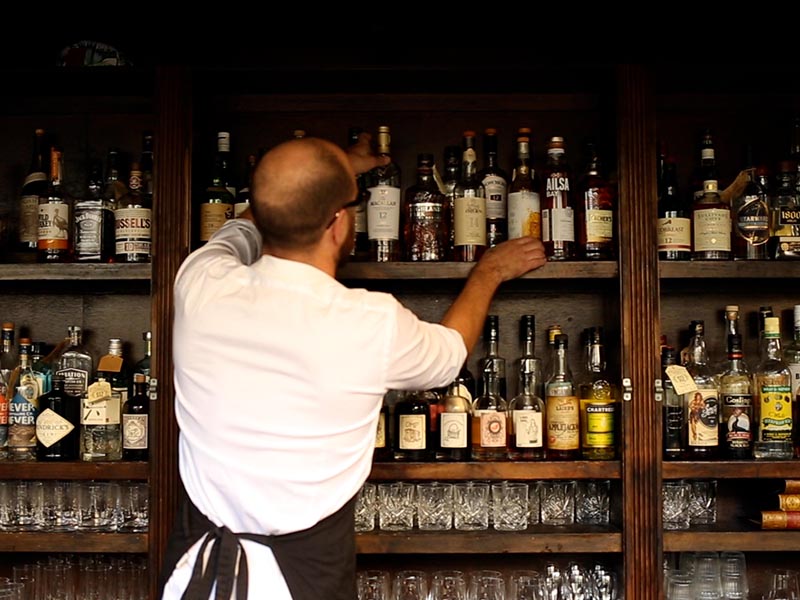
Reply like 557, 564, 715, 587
81, 376, 122, 461
55, 326, 93, 398
36, 376, 80, 461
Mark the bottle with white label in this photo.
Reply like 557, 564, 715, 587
471, 363, 508, 461
507, 135, 541, 241
436, 380, 472, 461
392, 390, 431, 461
478, 127, 509, 248
452, 131, 487, 262
80, 377, 122, 461
366, 125, 402, 262
541, 136, 575, 260
508, 315, 544, 460
683, 320, 720, 459
545, 333, 580, 459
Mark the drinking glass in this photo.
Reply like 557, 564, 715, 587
393, 570, 428, 600
416, 482, 453, 531
575, 479, 611, 525
491, 481, 529, 531
453, 482, 490, 531
354, 482, 377, 532
662, 481, 690, 530
539, 480, 576, 526
356, 570, 391, 600
377, 482, 415, 531
430, 570, 467, 600
688, 479, 717, 525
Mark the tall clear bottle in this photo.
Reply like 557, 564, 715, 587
366, 125, 402, 262
8, 339, 42, 461
508, 315, 545, 460
753, 316, 794, 459
662, 346, 685, 460
507, 135, 541, 241
18, 128, 48, 253
541, 136, 576, 260
478, 127, 509, 248
683, 320, 720, 459
37, 146, 72, 263
477, 315, 507, 401
784, 305, 800, 458
452, 131, 487, 262
402, 153, 449, 261
719, 333, 753, 459
55, 326, 93, 398
545, 333, 580, 460
578, 327, 617, 460
471, 363, 508, 461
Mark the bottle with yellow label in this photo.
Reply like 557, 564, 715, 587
754, 316, 794, 459
578, 327, 617, 460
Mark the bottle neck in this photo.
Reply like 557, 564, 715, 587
144, 339, 152, 358
553, 347, 570, 380
586, 343, 606, 374
688, 335, 709, 366
763, 335, 784, 361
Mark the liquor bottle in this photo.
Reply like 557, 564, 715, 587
507, 135, 541, 240
508, 317, 545, 460
785, 305, 800, 458
102, 148, 124, 204
122, 372, 149, 460
731, 147, 769, 260
753, 316, 794, 459
713, 304, 741, 379
452, 362, 476, 405
18, 128, 48, 253
198, 133, 235, 245
477, 315, 507, 401
29, 341, 51, 394
691, 131, 731, 260
541, 136, 576, 260
366, 125, 402, 262
578, 327, 617, 460
217, 131, 236, 198
115, 161, 153, 262
442, 144, 462, 256
662, 346, 685, 460
769, 159, 800, 259
719, 333, 753, 459
347, 127, 370, 261
452, 131, 487, 262
133, 331, 152, 389
657, 155, 692, 260
471, 362, 508, 461
478, 128, 509, 248
8, 339, 42, 461
234, 154, 256, 218
393, 390, 432, 461
55, 325, 93, 398
96, 338, 131, 406
37, 146, 72, 262
543, 324, 563, 387
577, 141, 616, 260
0, 322, 17, 459
373, 395, 392, 462
545, 334, 580, 459
403, 153, 449, 261
140, 131, 155, 206
436, 380, 472, 461
81, 375, 122, 461
74, 159, 115, 262
35, 376, 80, 461
683, 320, 720, 459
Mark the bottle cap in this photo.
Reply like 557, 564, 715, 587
554, 333, 568, 349
764, 316, 781, 337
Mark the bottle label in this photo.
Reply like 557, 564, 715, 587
686, 389, 719, 447
721, 393, 752, 450
37, 202, 70, 249
20, 195, 40, 245
512, 410, 543, 448
36, 407, 75, 448
375, 412, 386, 449
583, 401, 615, 448
507, 191, 541, 239
56, 368, 89, 397
440, 412, 468, 448
789, 362, 800, 400
200, 203, 233, 242
453, 195, 487, 246
366, 185, 401, 241
74, 204, 110, 256
81, 394, 121, 426
585, 209, 613, 243
115, 207, 153, 255
122, 414, 148, 449
657, 217, 691, 251
398, 414, 426, 450
482, 175, 507, 220
545, 395, 579, 450
9, 374, 40, 450
757, 385, 793, 442
693, 208, 731, 252
542, 207, 575, 243
477, 410, 506, 448
0, 386, 8, 448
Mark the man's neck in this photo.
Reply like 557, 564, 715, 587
263, 245, 337, 278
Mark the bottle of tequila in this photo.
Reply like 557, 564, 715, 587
719, 333, 753, 459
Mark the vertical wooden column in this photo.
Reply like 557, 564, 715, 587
148, 65, 192, 597
616, 65, 662, 599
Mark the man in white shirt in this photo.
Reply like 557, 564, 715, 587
161, 134, 546, 599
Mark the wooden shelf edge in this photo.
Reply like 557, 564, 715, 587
370, 461, 621, 481
0, 263, 151, 281
663, 461, 800, 479
659, 261, 800, 279
0, 461, 149, 480
664, 530, 800, 552
338, 261, 618, 281
0, 532, 148, 553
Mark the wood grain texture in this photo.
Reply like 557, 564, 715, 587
370, 461, 621, 481
0, 533, 147, 553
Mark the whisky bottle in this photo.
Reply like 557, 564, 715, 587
578, 327, 617, 460
545, 334, 580, 459
508, 315, 545, 460
683, 320, 720, 459
477, 315, 507, 401
74, 159, 115, 263
122, 372, 149, 461
753, 316, 793, 460
140, 131, 155, 206
198, 133, 235, 245
55, 325, 93, 398
478, 128, 509, 248
577, 141, 616, 260
393, 390, 432, 461
373, 395, 392, 462
507, 135, 541, 240
719, 333, 753, 459
662, 346, 685, 460
116, 161, 153, 262
347, 127, 370, 261
731, 147, 769, 260
18, 128, 48, 253
366, 125, 402, 262
769, 159, 800, 259
471, 363, 508, 461
713, 304, 741, 379
36, 376, 80, 461
403, 153, 449, 261
452, 131, 487, 262
691, 131, 731, 260
133, 331, 152, 389
8, 339, 42, 461
234, 154, 256, 218
37, 146, 72, 263
657, 155, 692, 260
542, 136, 576, 260
442, 144, 461, 257
81, 375, 122, 461
436, 380, 472, 461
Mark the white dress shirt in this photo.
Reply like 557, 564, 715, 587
162, 219, 466, 599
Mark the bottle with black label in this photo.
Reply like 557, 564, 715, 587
36, 376, 80, 461
122, 373, 149, 461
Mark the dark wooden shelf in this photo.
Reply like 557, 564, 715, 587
663, 461, 800, 479
356, 528, 621, 554
370, 461, 621, 481
0, 263, 151, 281
0, 461, 148, 480
665, 529, 800, 552
338, 261, 617, 281
659, 261, 800, 279
0, 532, 147, 553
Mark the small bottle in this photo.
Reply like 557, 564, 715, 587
122, 373, 149, 461
436, 380, 472, 461
8, 339, 42, 461
753, 316, 793, 459
507, 135, 541, 241
542, 136, 576, 260
198, 132, 235, 245
691, 130, 731, 260
577, 141, 616, 260
74, 159, 115, 262
18, 128, 48, 253
55, 325, 93, 398
393, 390, 432, 461
731, 146, 769, 260
657, 154, 692, 260
477, 315, 507, 401
115, 161, 153, 263
478, 128, 509, 248
545, 333, 580, 460
471, 363, 508, 461
683, 320, 720, 459
403, 153, 450, 261
37, 146, 72, 263
719, 333, 753, 459
452, 130, 487, 262
508, 317, 545, 460
36, 376, 80, 461
662, 346, 685, 460
366, 125, 402, 262
234, 154, 257, 218
578, 327, 617, 460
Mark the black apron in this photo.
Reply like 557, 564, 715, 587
158, 486, 358, 600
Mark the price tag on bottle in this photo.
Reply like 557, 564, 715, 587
665, 365, 697, 396
87, 380, 112, 403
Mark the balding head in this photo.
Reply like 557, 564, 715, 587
250, 137, 358, 251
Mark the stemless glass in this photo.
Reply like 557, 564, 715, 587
430, 570, 467, 600
393, 570, 428, 600
356, 570, 391, 600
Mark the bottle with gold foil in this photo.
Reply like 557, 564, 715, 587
403, 153, 449, 261
545, 333, 580, 459
507, 135, 541, 241
578, 327, 616, 460
366, 125, 402, 262
37, 146, 72, 262
452, 131, 486, 262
